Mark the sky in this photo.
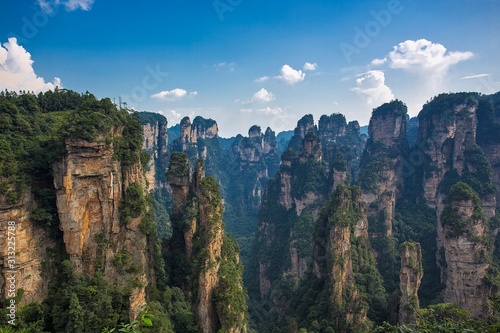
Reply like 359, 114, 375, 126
1, 0, 500, 137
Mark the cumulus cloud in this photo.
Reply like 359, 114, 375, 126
351, 70, 394, 107
0, 38, 62, 92
303, 62, 318, 71
254, 76, 270, 83
386, 39, 473, 77
250, 88, 275, 103
37, 0, 95, 12
276, 65, 306, 85
151, 88, 198, 101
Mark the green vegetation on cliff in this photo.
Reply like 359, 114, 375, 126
0, 90, 176, 333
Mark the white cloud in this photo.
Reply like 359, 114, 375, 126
254, 76, 270, 83
0, 38, 62, 92
371, 58, 387, 66
151, 88, 197, 101
303, 62, 318, 71
256, 106, 283, 116
213, 62, 235, 72
250, 88, 275, 103
461, 73, 490, 80
276, 64, 306, 85
386, 39, 473, 78
37, 0, 95, 12
169, 110, 182, 119
351, 70, 394, 107
240, 106, 284, 116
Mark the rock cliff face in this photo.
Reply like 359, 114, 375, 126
360, 101, 408, 238
311, 185, 382, 333
288, 114, 317, 152
398, 242, 423, 324
179, 116, 219, 153
229, 126, 281, 206
417, 94, 498, 315
140, 112, 169, 191
477, 94, 500, 209
195, 163, 224, 333
327, 187, 368, 333
256, 114, 367, 299
317, 114, 366, 191
257, 127, 329, 296
0, 192, 53, 305
440, 183, 490, 316
418, 95, 479, 209
167, 154, 248, 333
53, 134, 151, 320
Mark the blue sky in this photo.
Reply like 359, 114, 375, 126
1, 0, 500, 137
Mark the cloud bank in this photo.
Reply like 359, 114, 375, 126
372, 39, 473, 84
0, 38, 62, 92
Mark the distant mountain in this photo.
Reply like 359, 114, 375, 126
360, 124, 368, 136
167, 123, 180, 141
276, 129, 294, 152
218, 136, 237, 150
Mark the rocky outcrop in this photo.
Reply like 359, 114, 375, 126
332, 167, 348, 193
418, 94, 479, 209
299, 132, 322, 163
318, 114, 348, 142
319, 115, 365, 173
53, 134, 150, 320
399, 242, 423, 324
368, 106, 407, 149
179, 116, 218, 152
195, 166, 224, 333
319, 185, 375, 333
140, 112, 169, 191
167, 155, 248, 333
477, 94, 500, 209
417, 94, 498, 316
167, 153, 191, 214
360, 100, 408, 237
278, 149, 297, 210
0, 192, 53, 305
229, 125, 281, 205
288, 114, 317, 152
257, 114, 366, 299
440, 182, 490, 316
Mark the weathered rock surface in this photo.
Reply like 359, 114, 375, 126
53, 135, 150, 320
168, 155, 248, 333
360, 101, 408, 237
179, 116, 219, 152
0, 192, 53, 305
141, 112, 169, 191
440, 186, 490, 316
399, 242, 423, 324
418, 97, 478, 208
